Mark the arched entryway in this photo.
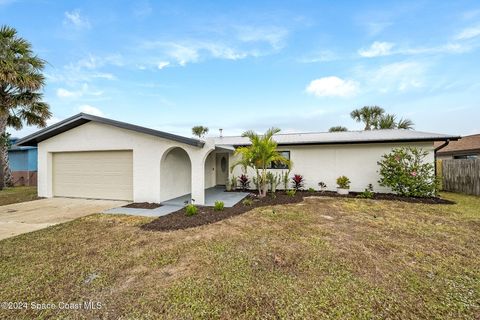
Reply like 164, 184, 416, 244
160, 147, 192, 202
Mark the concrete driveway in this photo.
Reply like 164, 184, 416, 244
0, 198, 128, 241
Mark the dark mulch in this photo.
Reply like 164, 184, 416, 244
141, 190, 454, 232
123, 202, 162, 209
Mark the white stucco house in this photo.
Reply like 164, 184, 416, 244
16, 113, 459, 204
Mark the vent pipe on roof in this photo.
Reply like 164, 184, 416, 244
219, 128, 223, 138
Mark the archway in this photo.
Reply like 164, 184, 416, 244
160, 147, 192, 202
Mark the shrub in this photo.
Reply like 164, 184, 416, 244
266, 172, 281, 192
185, 204, 198, 216
291, 174, 304, 190
378, 147, 438, 197
282, 169, 291, 190
213, 201, 225, 211
357, 184, 374, 199
242, 198, 253, 206
318, 181, 327, 191
308, 187, 315, 192
286, 189, 296, 197
336, 176, 351, 189
238, 174, 250, 191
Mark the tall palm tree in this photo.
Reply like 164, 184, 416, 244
350, 106, 385, 130
0, 25, 51, 189
231, 127, 290, 197
329, 126, 348, 132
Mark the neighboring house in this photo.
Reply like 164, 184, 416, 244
16, 113, 459, 204
8, 138, 38, 186
434, 134, 480, 160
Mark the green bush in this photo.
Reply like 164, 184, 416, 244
214, 201, 225, 211
378, 147, 439, 197
357, 184, 374, 199
286, 189, 296, 197
242, 198, 253, 206
185, 204, 198, 216
336, 176, 351, 189
308, 187, 315, 192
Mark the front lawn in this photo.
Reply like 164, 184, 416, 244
0, 187, 38, 206
0, 192, 479, 319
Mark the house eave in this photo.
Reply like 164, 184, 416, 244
15, 113, 205, 148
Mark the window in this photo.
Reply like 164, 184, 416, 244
268, 151, 290, 169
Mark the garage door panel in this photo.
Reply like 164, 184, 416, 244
53, 151, 133, 201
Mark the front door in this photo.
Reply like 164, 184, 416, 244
215, 153, 228, 185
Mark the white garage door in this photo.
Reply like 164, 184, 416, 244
53, 151, 133, 201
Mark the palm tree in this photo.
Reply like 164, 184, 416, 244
191, 125, 209, 138
397, 118, 414, 129
329, 126, 348, 132
231, 128, 290, 197
373, 114, 415, 130
350, 106, 385, 130
0, 25, 51, 189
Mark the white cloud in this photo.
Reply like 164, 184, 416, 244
64, 10, 90, 29
56, 88, 78, 98
306, 76, 358, 97
455, 25, 480, 40
358, 41, 395, 57
78, 105, 104, 117
157, 61, 170, 69
364, 61, 425, 92
56, 84, 102, 99
235, 25, 289, 50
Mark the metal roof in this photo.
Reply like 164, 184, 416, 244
214, 129, 460, 146
15, 113, 205, 147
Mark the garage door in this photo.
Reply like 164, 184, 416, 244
53, 151, 133, 201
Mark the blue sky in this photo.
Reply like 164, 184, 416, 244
2, 0, 479, 138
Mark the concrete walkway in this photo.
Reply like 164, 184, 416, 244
0, 198, 127, 241
104, 186, 249, 217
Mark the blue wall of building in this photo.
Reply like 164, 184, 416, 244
8, 148, 38, 171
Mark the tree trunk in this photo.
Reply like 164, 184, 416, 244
0, 116, 12, 190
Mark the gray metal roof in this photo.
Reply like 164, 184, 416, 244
15, 113, 205, 147
214, 129, 460, 146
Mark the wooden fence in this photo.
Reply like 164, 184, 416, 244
442, 159, 480, 195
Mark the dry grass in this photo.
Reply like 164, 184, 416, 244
0, 187, 38, 206
0, 192, 479, 319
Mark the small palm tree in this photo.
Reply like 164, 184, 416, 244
0, 25, 51, 189
397, 118, 414, 129
350, 106, 385, 130
329, 126, 348, 132
191, 125, 209, 138
231, 128, 290, 197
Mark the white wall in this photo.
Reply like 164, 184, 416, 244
230, 142, 435, 192
38, 122, 214, 203
204, 151, 216, 189
160, 148, 192, 201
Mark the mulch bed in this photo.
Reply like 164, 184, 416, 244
140, 190, 454, 232
123, 202, 162, 209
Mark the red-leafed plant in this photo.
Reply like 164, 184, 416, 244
238, 174, 250, 191
291, 174, 304, 190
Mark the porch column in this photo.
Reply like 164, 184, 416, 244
191, 159, 205, 205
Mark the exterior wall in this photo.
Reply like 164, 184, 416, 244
8, 148, 38, 186
204, 151, 216, 189
8, 148, 38, 171
37, 122, 214, 204
160, 148, 192, 202
230, 142, 435, 193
